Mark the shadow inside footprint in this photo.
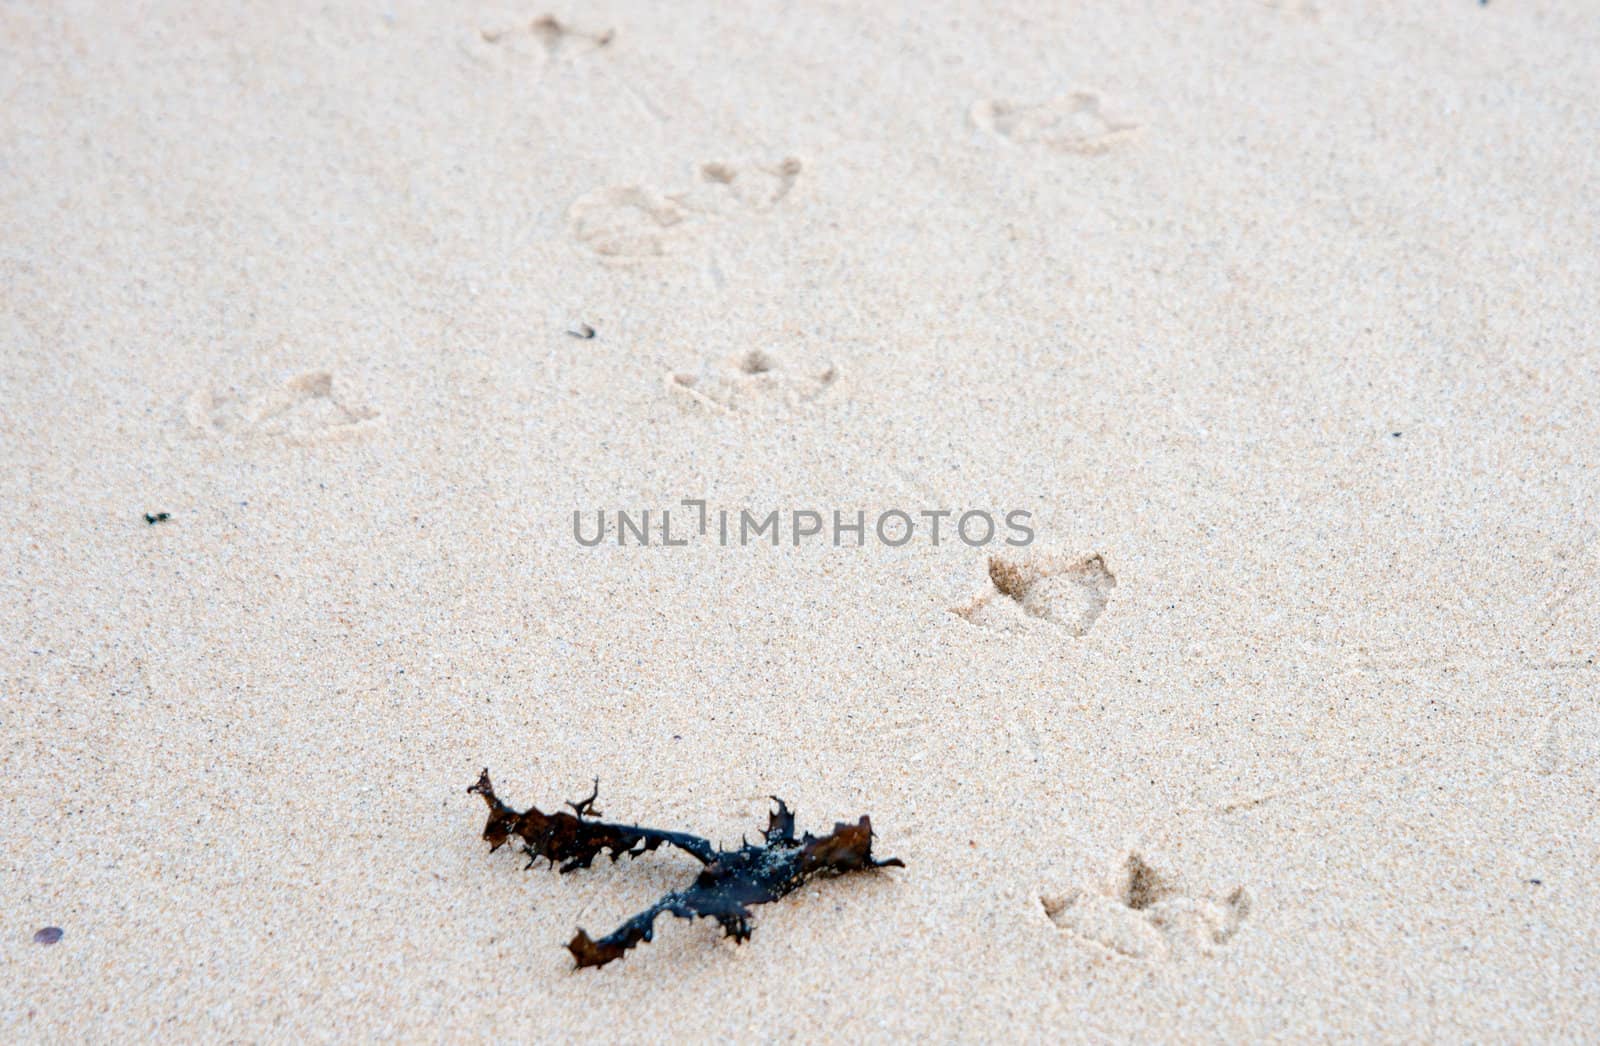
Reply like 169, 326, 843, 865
1121, 853, 1174, 911
739, 349, 775, 375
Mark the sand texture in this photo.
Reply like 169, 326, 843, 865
3, 0, 1598, 1040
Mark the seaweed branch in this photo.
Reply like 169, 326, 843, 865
468, 768, 903, 968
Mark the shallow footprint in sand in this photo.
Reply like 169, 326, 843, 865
679, 157, 804, 215
569, 158, 803, 263
956, 552, 1116, 635
568, 186, 694, 261
1258, 0, 1322, 20
187, 370, 380, 445
466, 12, 613, 70
667, 350, 838, 418
1042, 853, 1250, 961
972, 92, 1140, 154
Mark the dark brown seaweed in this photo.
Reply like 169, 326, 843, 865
468, 769, 903, 968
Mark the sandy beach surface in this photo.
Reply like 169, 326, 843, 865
4, 1, 1598, 1039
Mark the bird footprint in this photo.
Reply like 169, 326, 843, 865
568, 158, 804, 263
187, 370, 380, 445
1043, 853, 1250, 961
972, 92, 1140, 154
667, 350, 838, 417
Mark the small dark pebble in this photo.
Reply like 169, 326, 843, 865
567, 323, 596, 339
144, 512, 171, 524
1390, 432, 1402, 438
33, 927, 63, 945
1528, 878, 1542, 885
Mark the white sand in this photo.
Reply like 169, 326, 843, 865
4, 0, 1598, 1039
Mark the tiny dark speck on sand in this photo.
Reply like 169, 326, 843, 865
567, 323, 596, 339
144, 512, 171, 524
34, 927, 63, 945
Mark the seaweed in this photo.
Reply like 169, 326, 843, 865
468, 768, 903, 968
